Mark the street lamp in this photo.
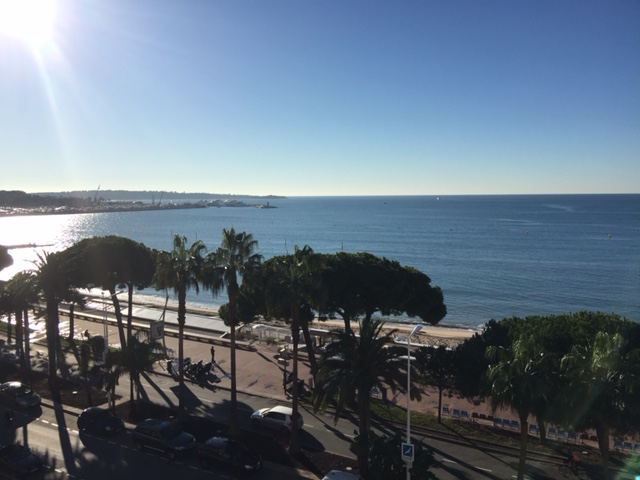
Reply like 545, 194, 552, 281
405, 324, 423, 480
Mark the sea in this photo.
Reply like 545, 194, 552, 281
1, 194, 638, 330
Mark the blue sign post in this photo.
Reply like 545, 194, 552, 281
401, 442, 414, 462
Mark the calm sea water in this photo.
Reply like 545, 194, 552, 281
1, 194, 638, 328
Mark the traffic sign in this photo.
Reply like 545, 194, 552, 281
401, 442, 414, 462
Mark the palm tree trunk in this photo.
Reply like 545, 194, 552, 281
177, 289, 187, 420
516, 414, 529, 480
6, 313, 11, 344
300, 321, 318, 379
288, 309, 301, 454
45, 296, 60, 393
437, 386, 443, 423
538, 419, 547, 444
228, 293, 239, 437
357, 387, 370, 478
109, 287, 127, 349
68, 304, 75, 341
595, 422, 611, 479
343, 318, 351, 335
24, 308, 31, 373
15, 310, 25, 371
127, 283, 135, 405
127, 283, 134, 342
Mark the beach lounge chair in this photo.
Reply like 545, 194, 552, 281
624, 442, 633, 450
442, 406, 450, 416
493, 417, 502, 427
614, 440, 623, 450
452, 409, 461, 418
460, 411, 470, 420
529, 424, 538, 435
548, 428, 558, 438
510, 420, 519, 429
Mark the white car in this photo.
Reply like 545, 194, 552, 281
250, 405, 303, 433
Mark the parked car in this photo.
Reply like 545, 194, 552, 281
322, 470, 362, 480
132, 418, 195, 459
198, 436, 262, 473
0, 382, 41, 410
0, 443, 43, 476
250, 405, 303, 433
77, 407, 124, 435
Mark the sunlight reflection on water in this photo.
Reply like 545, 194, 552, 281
0, 214, 103, 280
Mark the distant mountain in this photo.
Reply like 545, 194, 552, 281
36, 190, 285, 202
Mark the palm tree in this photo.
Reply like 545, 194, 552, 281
153, 235, 206, 419
485, 336, 556, 480
314, 319, 416, 477
264, 245, 321, 454
34, 250, 76, 392
106, 332, 164, 405
3, 272, 39, 373
560, 332, 640, 478
205, 228, 262, 437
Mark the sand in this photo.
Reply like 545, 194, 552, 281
313, 319, 476, 348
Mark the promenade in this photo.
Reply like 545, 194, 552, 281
16, 298, 636, 471
56, 297, 471, 416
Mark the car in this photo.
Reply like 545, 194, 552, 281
250, 405, 303, 433
322, 470, 362, 480
77, 407, 124, 435
0, 443, 43, 476
198, 436, 262, 473
132, 418, 195, 459
0, 382, 41, 410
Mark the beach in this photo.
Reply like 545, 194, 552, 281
314, 319, 476, 348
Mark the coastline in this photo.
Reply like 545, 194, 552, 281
314, 319, 475, 348
108, 290, 476, 347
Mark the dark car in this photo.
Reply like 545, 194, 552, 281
0, 443, 43, 477
132, 418, 195, 460
77, 407, 124, 435
198, 436, 262, 473
0, 382, 41, 410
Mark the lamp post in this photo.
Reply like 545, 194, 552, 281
405, 324, 423, 480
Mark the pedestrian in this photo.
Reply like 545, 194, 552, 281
210, 345, 216, 364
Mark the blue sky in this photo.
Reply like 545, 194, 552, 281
1, 1, 638, 196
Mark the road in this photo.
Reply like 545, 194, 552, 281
8, 314, 635, 479
0, 396, 599, 480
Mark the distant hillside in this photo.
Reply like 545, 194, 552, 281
0, 190, 93, 208
36, 190, 285, 202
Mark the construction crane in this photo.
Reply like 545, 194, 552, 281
94, 185, 100, 203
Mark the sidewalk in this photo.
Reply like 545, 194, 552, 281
21, 303, 627, 465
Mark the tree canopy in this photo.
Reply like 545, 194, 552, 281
318, 252, 446, 329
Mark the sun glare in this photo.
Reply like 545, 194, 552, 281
0, 0, 55, 47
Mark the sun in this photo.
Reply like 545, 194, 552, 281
0, 0, 55, 47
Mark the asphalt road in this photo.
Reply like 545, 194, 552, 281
8, 312, 636, 479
